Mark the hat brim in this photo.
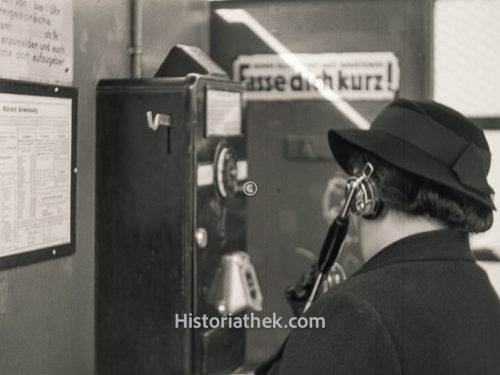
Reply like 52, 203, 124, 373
328, 128, 495, 209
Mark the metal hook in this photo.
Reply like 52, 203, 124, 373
146, 111, 171, 131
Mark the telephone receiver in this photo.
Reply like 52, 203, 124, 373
302, 162, 380, 312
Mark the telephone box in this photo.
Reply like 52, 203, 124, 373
96, 46, 262, 375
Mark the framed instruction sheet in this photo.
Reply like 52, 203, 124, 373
0, 79, 77, 270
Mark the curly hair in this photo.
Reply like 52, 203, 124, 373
348, 149, 494, 233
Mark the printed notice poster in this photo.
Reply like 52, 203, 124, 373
233, 52, 400, 101
0, 0, 73, 85
0, 93, 72, 257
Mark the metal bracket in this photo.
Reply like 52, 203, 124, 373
146, 111, 171, 131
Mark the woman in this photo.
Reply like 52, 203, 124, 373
260, 99, 500, 375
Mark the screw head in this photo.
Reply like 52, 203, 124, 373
195, 228, 208, 249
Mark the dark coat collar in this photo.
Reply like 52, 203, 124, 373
354, 229, 474, 276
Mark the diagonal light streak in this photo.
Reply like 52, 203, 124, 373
216, 8, 370, 129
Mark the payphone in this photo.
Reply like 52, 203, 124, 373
96, 45, 262, 375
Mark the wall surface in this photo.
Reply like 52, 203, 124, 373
0, 0, 208, 374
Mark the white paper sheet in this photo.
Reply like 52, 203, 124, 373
0, 0, 73, 85
0, 93, 72, 257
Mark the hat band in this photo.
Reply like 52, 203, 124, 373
371, 106, 493, 195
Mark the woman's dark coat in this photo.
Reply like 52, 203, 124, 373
263, 229, 500, 375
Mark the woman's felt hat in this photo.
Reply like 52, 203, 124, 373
328, 99, 495, 208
